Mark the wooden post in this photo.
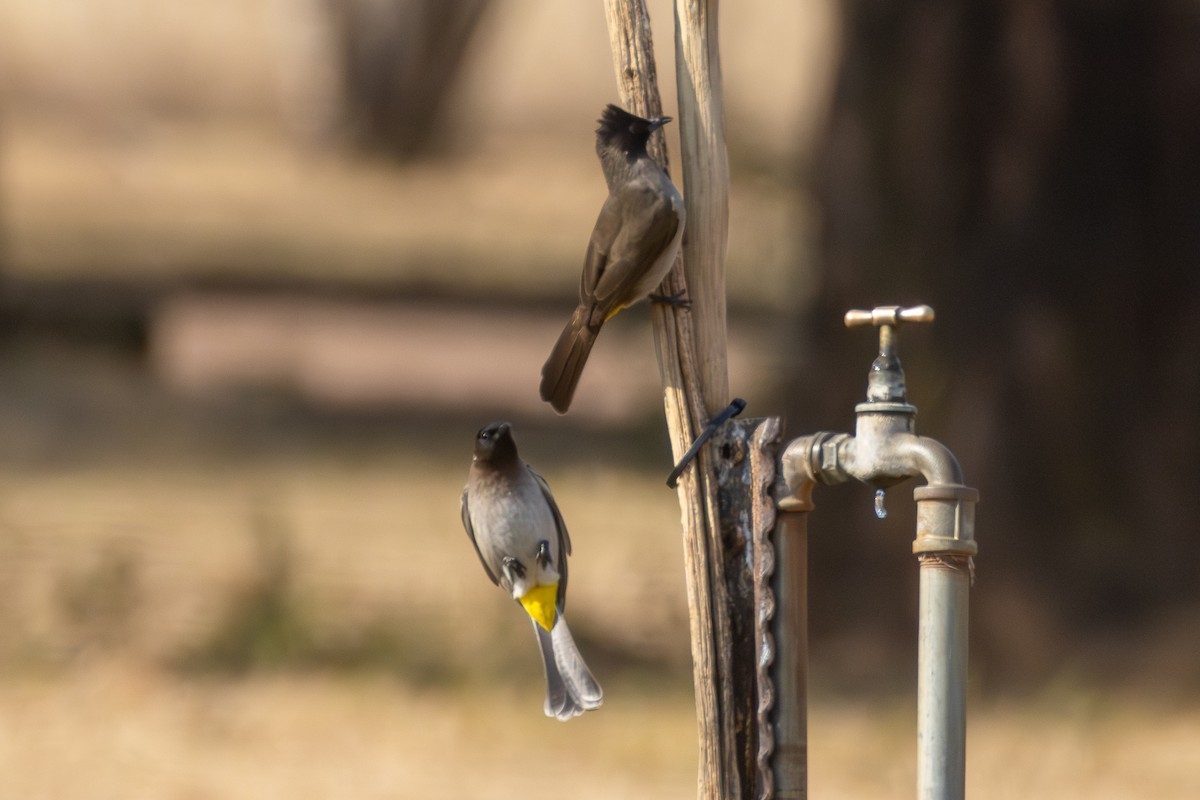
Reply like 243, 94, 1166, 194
602, 3, 773, 799
674, 0, 730, 410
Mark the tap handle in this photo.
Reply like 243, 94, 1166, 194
845, 305, 934, 399
845, 305, 934, 359
844, 304, 935, 329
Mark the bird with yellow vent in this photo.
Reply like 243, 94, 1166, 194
460, 422, 602, 720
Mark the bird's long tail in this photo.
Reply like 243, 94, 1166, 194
539, 307, 599, 415
534, 614, 603, 721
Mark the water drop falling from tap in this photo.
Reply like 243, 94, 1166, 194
874, 489, 888, 519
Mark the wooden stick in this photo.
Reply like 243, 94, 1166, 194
674, 0, 730, 412
602, 2, 733, 798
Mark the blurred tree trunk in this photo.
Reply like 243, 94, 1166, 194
797, 0, 1200, 682
327, 0, 490, 159
0, 110, 6, 284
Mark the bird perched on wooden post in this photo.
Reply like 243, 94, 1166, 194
539, 104, 686, 414
460, 421, 603, 720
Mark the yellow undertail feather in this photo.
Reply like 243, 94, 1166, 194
519, 583, 559, 631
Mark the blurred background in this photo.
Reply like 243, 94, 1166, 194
0, 0, 1198, 797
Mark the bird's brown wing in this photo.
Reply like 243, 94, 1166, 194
579, 194, 620, 316
529, 466, 571, 611
581, 174, 682, 315
460, 486, 500, 587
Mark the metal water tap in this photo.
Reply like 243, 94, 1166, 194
775, 304, 979, 800
772, 303, 979, 796
781, 305, 977, 556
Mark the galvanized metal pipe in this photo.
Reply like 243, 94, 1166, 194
917, 554, 971, 800
913, 484, 977, 800
772, 509, 809, 799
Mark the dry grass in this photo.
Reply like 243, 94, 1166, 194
810, 698, 1200, 799
0, 455, 1197, 798
0, 451, 698, 799
0, 667, 1196, 798
0, 666, 698, 800
0, 453, 692, 668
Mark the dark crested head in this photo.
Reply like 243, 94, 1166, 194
472, 421, 518, 464
596, 104, 671, 154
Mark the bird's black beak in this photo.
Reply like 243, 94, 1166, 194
649, 115, 672, 130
